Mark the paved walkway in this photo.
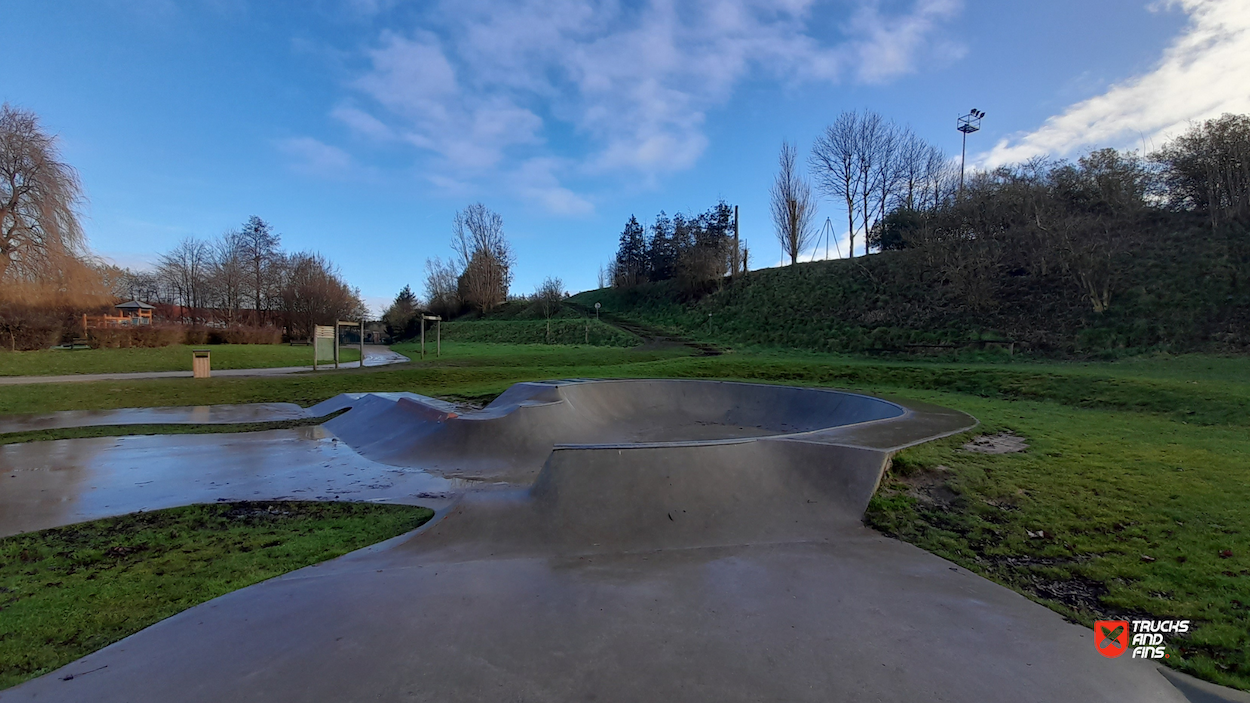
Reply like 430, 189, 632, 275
0, 345, 408, 386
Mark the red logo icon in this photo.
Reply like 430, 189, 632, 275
1095, 620, 1129, 658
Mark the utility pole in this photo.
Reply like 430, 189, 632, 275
957, 108, 985, 196
732, 205, 740, 278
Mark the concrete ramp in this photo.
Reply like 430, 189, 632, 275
326, 379, 966, 482
322, 379, 977, 554
12, 381, 1238, 702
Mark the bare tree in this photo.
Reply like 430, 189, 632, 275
920, 145, 955, 211
0, 104, 87, 282
534, 275, 564, 343
211, 230, 248, 323
871, 119, 903, 229
854, 111, 886, 258
424, 256, 461, 319
277, 251, 365, 340
118, 268, 160, 303
1155, 113, 1250, 227
811, 111, 860, 258
157, 237, 212, 323
451, 203, 513, 312
894, 129, 930, 211
238, 215, 280, 324
770, 141, 816, 265
535, 276, 564, 318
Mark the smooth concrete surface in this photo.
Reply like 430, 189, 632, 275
0, 391, 436, 435
0, 427, 461, 537
322, 379, 956, 486
1, 380, 1241, 702
0, 403, 309, 434
0, 344, 408, 386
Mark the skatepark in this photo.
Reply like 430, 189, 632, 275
1, 380, 1244, 702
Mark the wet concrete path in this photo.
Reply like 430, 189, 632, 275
0, 403, 309, 434
0, 428, 459, 537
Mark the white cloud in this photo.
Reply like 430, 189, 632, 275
846, 0, 964, 83
331, 104, 395, 141
334, 0, 962, 213
512, 158, 595, 216
981, 0, 1250, 167
277, 136, 355, 177
353, 31, 543, 171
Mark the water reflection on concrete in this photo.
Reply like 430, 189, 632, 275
0, 428, 460, 537
0, 403, 310, 434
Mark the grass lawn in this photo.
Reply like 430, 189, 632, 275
0, 342, 1245, 689
0, 344, 359, 377
0, 502, 433, 690
438, 318, 640, 346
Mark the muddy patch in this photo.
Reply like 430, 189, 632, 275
963, 432, 1029, 454
890, 463, 960, 510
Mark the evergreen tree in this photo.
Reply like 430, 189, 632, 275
382, 284, 419, 340
613, 215, 649, 287
647, 211, 676, 281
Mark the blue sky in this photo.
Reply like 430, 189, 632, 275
6, 0, 1247, 315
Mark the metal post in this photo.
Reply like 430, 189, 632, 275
436, 319, 441, 357
334, 324, 339, 369
421, 318, 426, 360
960, 129, 967, 196
359, 321, 364, 368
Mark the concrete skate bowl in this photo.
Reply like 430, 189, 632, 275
323, 379, 978, 552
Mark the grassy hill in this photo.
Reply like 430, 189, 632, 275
433, 300, 641, 347
569, 221, 1250, 358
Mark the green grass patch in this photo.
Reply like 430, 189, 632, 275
435, 319, 640, 347
0, 343, 694, 416
864, 393, 1250, 690
0, 501, 433, 690
567, 222, 1250, 356
0, 344, 358, 377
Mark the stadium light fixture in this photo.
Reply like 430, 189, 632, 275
957, 108, 986, 196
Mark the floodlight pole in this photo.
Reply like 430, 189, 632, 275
957, 109, 984, 197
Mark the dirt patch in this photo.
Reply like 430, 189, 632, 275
962, 432, 1029, 454
890, 463, 960, 510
